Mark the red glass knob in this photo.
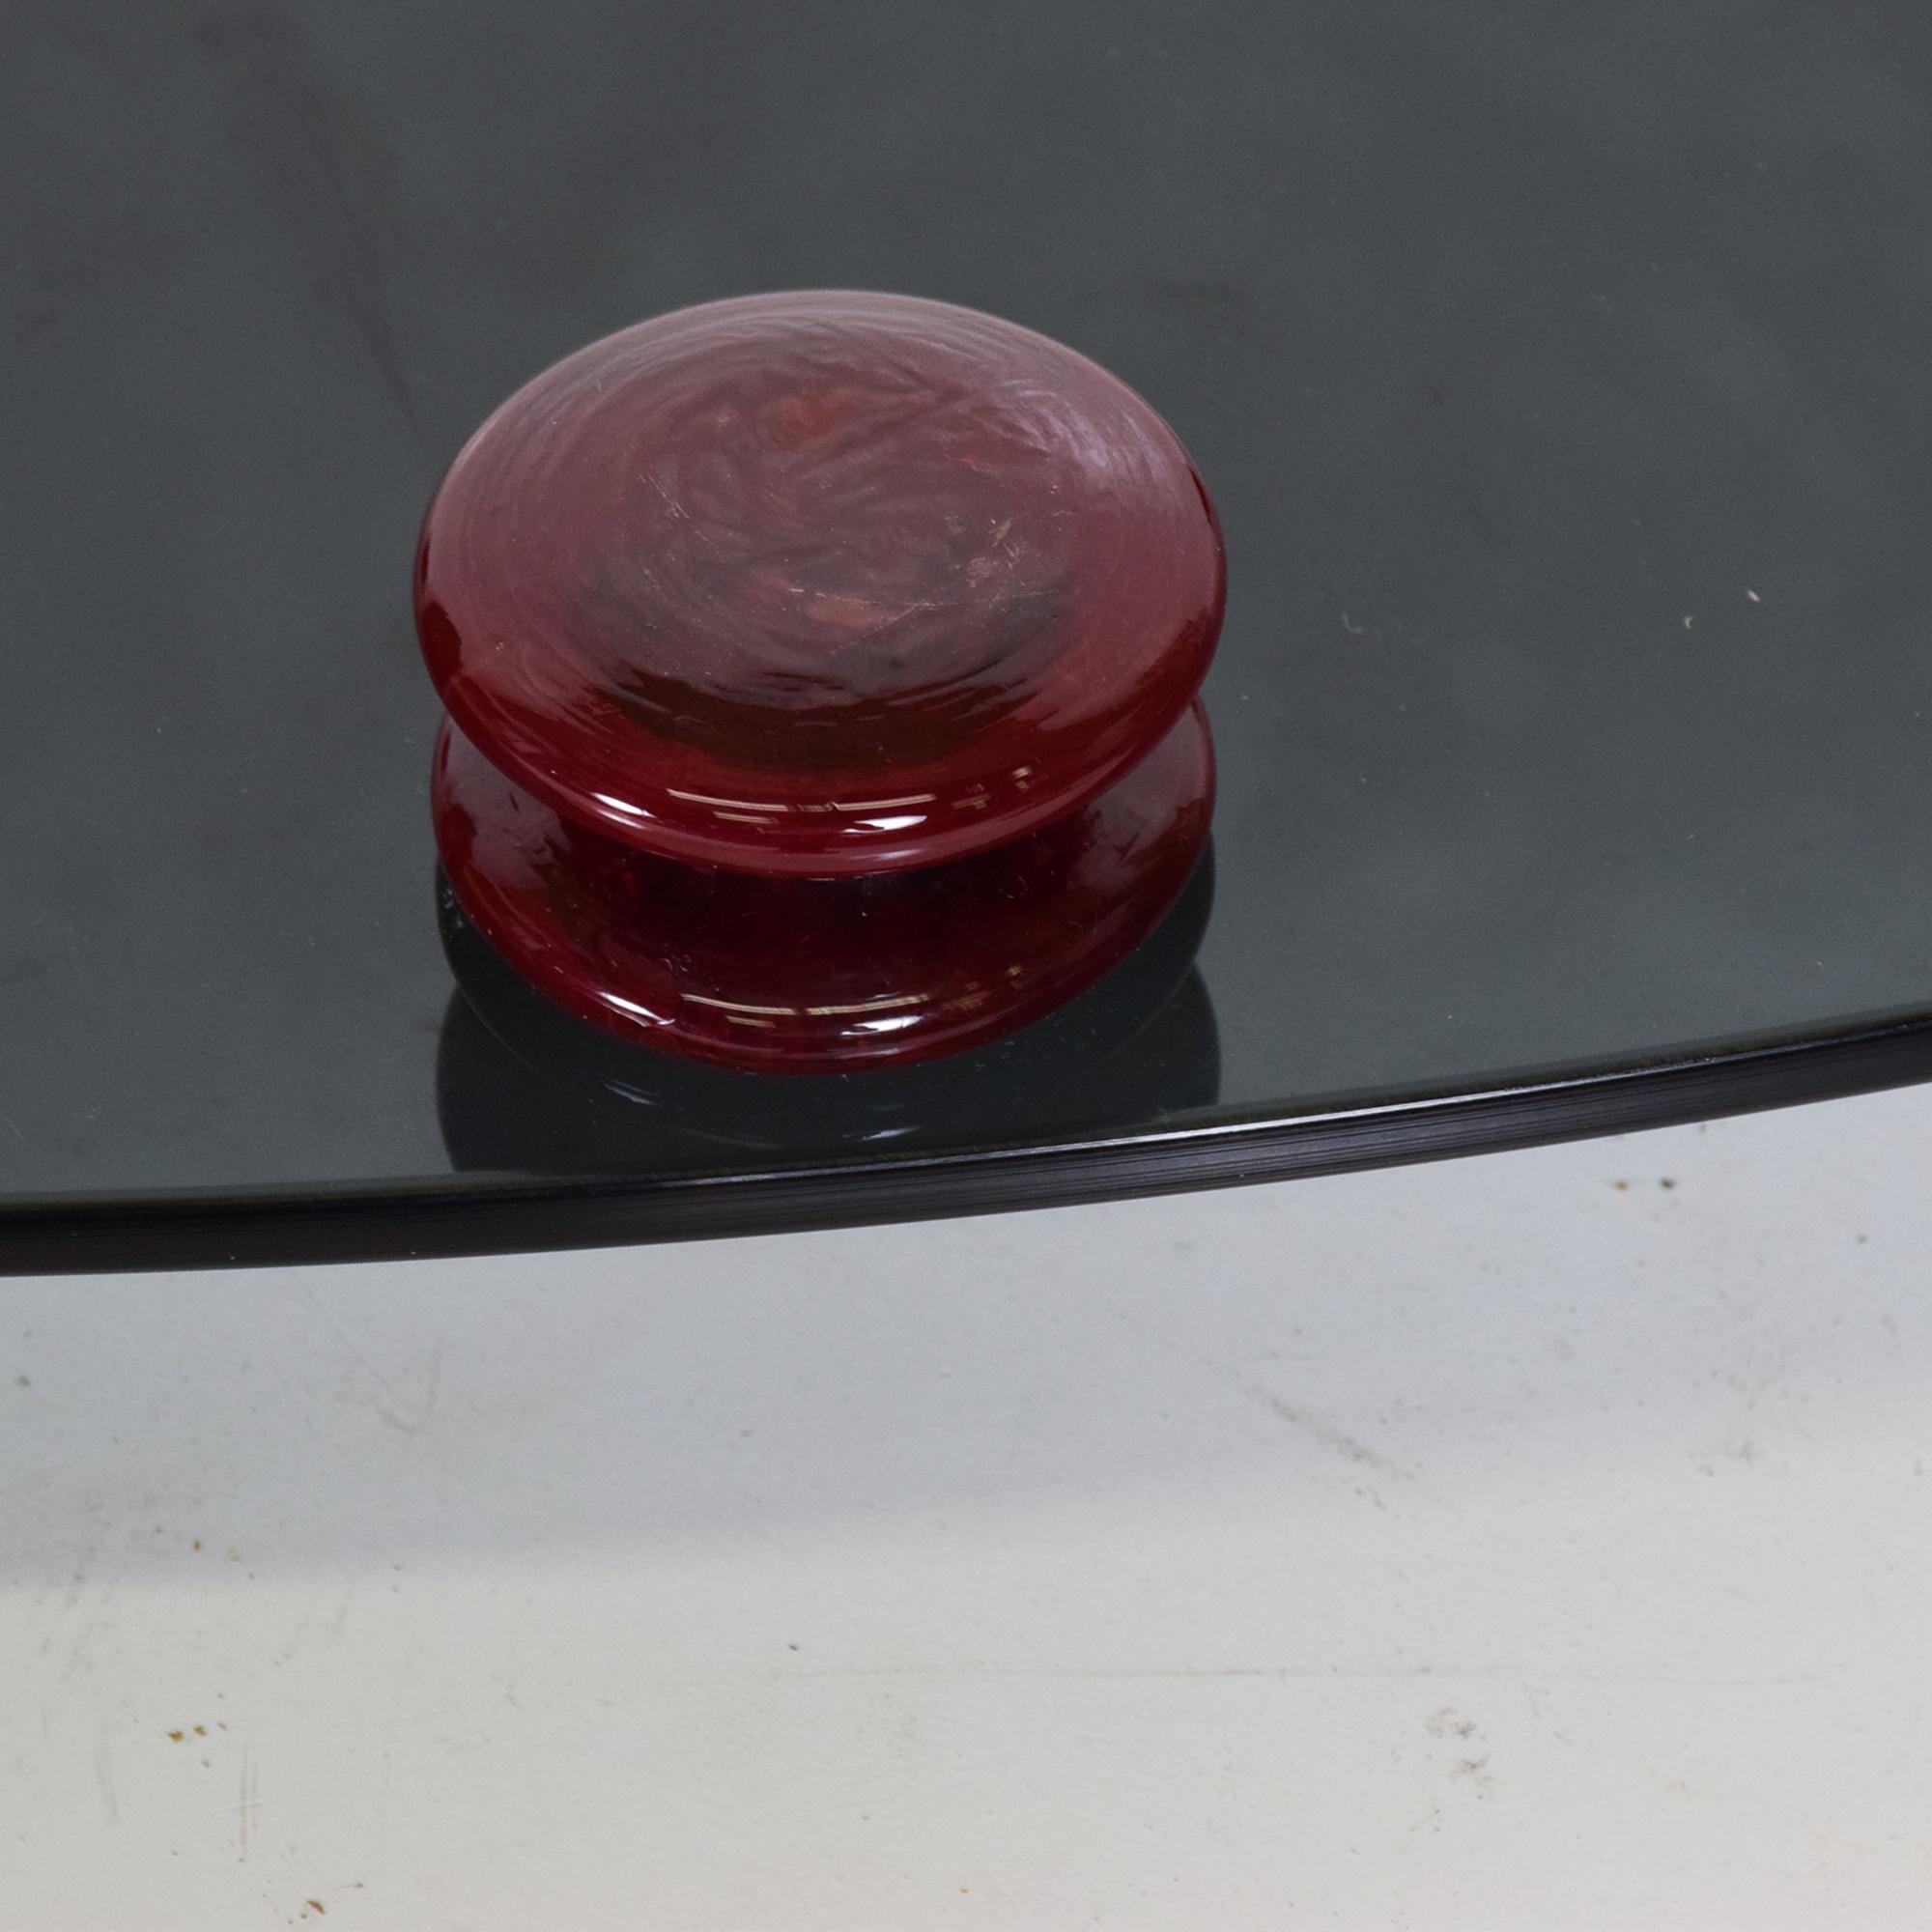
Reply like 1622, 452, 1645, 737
418, 293, 1223, 1072
415, 291, 1224, 877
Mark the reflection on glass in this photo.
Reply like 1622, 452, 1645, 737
437, 847, 1220, 1171
433, 702, 1214, 1076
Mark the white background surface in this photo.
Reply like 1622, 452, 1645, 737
3, 1085, 1929, 1929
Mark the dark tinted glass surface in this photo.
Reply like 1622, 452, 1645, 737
4, 2, 1930, 1251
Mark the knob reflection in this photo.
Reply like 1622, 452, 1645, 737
437, 847, 1220, 1172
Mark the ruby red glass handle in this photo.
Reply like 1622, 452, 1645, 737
417, 292, 1224, 1072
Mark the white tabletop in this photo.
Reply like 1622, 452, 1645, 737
4, 1084, 1928, 1929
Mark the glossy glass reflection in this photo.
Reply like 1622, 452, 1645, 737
436, 850, 1220, 1167
415, 292, 1225, 875
434, 704, 1214, 1073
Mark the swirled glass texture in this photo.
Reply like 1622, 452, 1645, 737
416, 292, 1224, 876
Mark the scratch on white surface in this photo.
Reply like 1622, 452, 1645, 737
1108, 1306, 1417, 1484
238, 1745, 257, 1862
1403, 1799, 1445, 1839
727, 1662, 1821, 1687
1109, 1305, 1417, 1485
47, 1536, 104, 1679
325, 1577, 357, 1642
296, 1282, 441, 1435
189, 1793, 262, 1819
1237, 1382, 1418, 1483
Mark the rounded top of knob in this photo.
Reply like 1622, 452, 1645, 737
415, 291, 1223, 876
